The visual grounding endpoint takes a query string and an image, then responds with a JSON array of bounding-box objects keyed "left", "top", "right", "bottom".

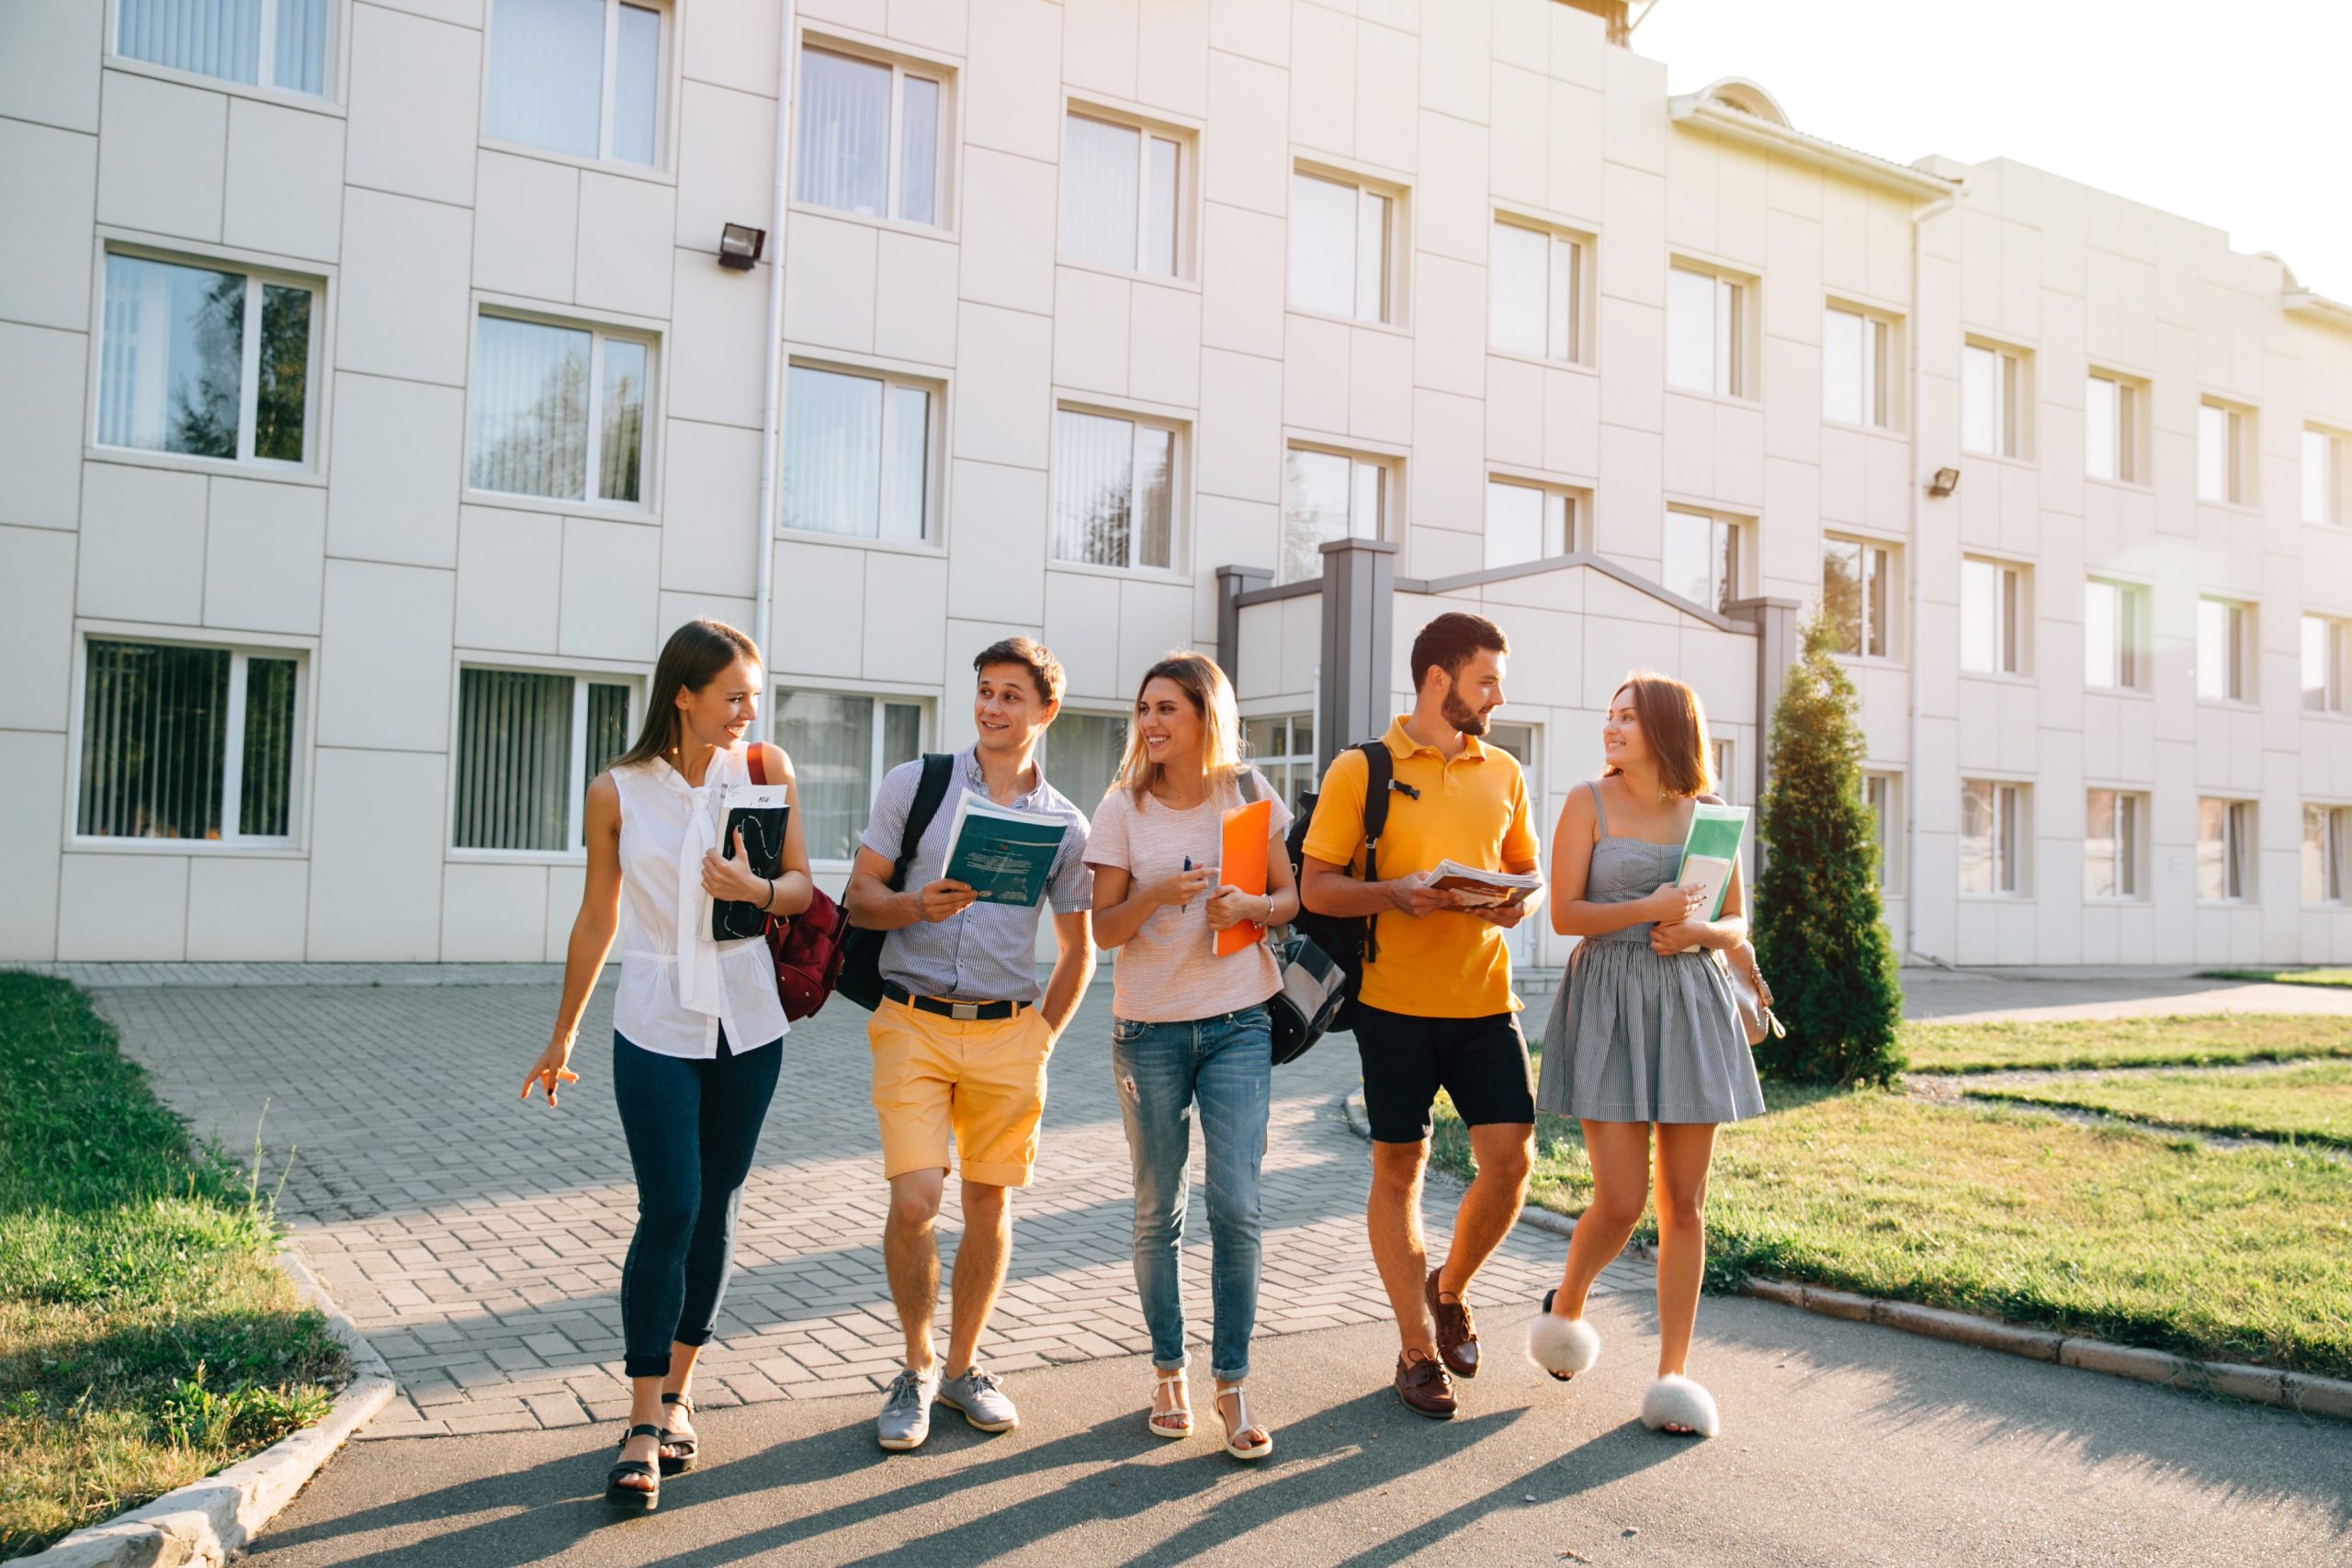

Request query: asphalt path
[{"left": 247, "top": 1288, "right": 2351, "bottom": 1567}]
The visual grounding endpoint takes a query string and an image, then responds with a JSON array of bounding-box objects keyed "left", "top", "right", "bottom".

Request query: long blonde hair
[{"left": 1114, "top": 651, "right": 1245, "bottom": 806}]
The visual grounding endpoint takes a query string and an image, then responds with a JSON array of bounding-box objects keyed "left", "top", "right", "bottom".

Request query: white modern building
[{"left": 4, "top": 0, "right": 2350, "bottom": 969}]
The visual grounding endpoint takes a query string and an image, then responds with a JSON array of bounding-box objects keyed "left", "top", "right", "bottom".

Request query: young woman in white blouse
[{"left": 521, "top": 619, "right": 811, "bottom": 1511}]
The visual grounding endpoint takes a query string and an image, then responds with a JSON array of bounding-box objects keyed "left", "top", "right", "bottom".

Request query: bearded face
[{"left": 1442, "top": 673, "right": 1496, "bottom": 738}]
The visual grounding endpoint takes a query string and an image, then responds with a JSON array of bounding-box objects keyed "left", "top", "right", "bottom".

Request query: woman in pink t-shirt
[{"left": 1087, "top": 651, "right": 1299, "bottom": 1461}]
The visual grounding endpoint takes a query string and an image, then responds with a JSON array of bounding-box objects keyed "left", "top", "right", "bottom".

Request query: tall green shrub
[{"left": 1750, "top": 612, "right": 1905, "bottom": 1082}]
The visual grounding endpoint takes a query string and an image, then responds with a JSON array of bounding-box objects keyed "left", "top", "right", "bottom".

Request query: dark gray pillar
[
  {"left": 1317, "top": 537, "right": 1397, "bottom": 770},
  {"left": 1215, "top": 563, "right": 1271, "bottom": 682}
]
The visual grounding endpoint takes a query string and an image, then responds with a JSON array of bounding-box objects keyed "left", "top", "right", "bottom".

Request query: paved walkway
[
  {"left": 92, "top": 977, "right": 1630, "bottom": 1438},
  {"left": 1900, "top": 964, "right": 2352, "bottom": 1023}
]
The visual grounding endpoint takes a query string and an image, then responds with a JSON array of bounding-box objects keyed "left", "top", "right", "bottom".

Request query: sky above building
[{"left": 1636, "top": 0, "right": 2352, "bottom": 299}]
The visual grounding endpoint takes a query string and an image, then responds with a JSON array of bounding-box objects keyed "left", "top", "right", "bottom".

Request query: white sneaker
[
  {"left": 876, "top": 1365, "right": 939, "bottom": 1450},
  {"left": 936, "top": 1364, "right": 1019, "bottom": 1433}
]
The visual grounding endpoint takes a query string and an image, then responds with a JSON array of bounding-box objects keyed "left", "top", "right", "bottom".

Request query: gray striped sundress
[{"left": 1533, "top": 781, "right": 1766, "bottom": 1124}]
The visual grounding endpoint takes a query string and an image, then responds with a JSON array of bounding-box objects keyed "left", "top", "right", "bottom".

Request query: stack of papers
[
  {"left": 941, "top": 793, "right": 1069, "bottom": 907},
  {"left": 1425, "top": 861, "right": 1545, "bottom": 909}
]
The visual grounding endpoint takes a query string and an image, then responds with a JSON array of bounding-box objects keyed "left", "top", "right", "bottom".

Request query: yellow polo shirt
[{"left": 1301, "top": 716, "right": 1540, "bottom": 1019}]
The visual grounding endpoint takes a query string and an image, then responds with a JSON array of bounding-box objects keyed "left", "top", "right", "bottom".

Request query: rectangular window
[
  {"left": 1490, "top": 220, "right": 1583, "bottom": 363},
  {"left": 1863, "top": 771, "right": 1900, "bottom": 893},
  {"left": 783, "top": 365, "right": 933, "bottom": 543},
  {"left": 1280, "top": 446, "right": 1386, "bottom": 585},
  {"left": 2305, "top": 615, "right": 2351, "bottom": 715},
  {"left": 2198, "top": 400, "right": 2248, "bottom": 504},
  {"left": 468, "top": 314, "right": 650, "bottom": 505},
  {"left": 1822, "top": 306, "right": 1891, "bottom": 428},
  {"left": 2197, "top": 797, "right": 2256, "bottom": 902},
  {"left": 1290, "top": 171, "right": 1392, "bottom": 323},
  {"left": 2306, "top": 427, "right": 2345, "bottom": 525},
  {"left": 796, "top": 45, "right": 942, "bottom": 224},
  {"left": 453, "top": 668, "right": 634, "bottom": 852},
  {"left": 2197, "top": 596, "right": 2255, "bottom": 703},
  {"left": 97, "top": 253, "right": 316, "bottom": 467},
  {"left": 115, "top": 0, "right": 331, "bottom": 96},
  {"left": 1962, "top": 342, "right": 2022, "bottom": 457},
  {"left": 1052, "top": 409, "right": 1177, "bottom": 571},
  {"left": 1038, "top": 711, "right": 1127, "bottom": 818},
  {"left": 1960, "top": 558, "right": 2025, "bottom": 674},
  {"left": 2306, "top": 804, "right": 2352, "bottom": 904},
  {"left": 1484, "top": 479, "right": 1576, "bottom": 570},
  {"left": 77, "top": 638, "right": 301, "bottom": 843},
  {"left": 1243, "top": 713, "right": 1316, "bottom": 816},
  {"left": 486, "top": 0, "right": 665, "bottom": 165},
  {"left": 2084, "top": 788, "right": 2143, "bottom": 900},
  {"left": 1062, "top": 113, "right": 1182, "bottom": 276},
  {"left": 1822, "top": 536, "right": 1893, "bottom": 659},
  {"left": 775, "top": 689, "right": 923, "bottom": 863},
  {"left": 2086, "top": 372, "right": 2140, "bottom": 482},
  {"left": 1662, "top": 507, "right": 1736, "bottom": 615},
  {"left": 1959, "top": 778, "right": 2023, "bottom": 895},
  {"left": 1667, "top": 265, "right": 1743, "bottom": 396},
  {"left": 1711, "top": 739, "right": 1736, "bottom": 803},
  {"left": 2084, "top": 580, "right": 2146, "bottom": 692}
]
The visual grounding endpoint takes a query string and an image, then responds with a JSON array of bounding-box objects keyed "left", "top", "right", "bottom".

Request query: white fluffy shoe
[
  {"left": 1525, "top": 1290, "right": 1601, "bottom": 1382},
  {"left": 1639, "top": 1374, "right": 1720, "bottom": 1438}
]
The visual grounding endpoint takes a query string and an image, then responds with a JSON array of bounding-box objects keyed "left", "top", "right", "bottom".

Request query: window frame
[
  {"left": 774, "top": 684, "right": 931, "bottom": 871},
  {"left": 2197, "top": 398, "right": 2255, "bottom": 507},
  {"left": 91, "top": 244, "right": 327, "bottom": 477},
  {"left": 2084, "top": 369, "right": 2145, "bottom": 485},
  {"left": 1242, "top": 712, "right": 1318, "bottom": 815},
  {"left": 1661, "top": 505, "right": 1741, "bottom": 616},
  {"left": 1959, "top": 556, "right": 2030, "bottom": 677},
  {"left": 107, "top": 0, "right": 342, "bottom": 103},
  {"left": 2196, "top": 595, "right": 2257, "bottom": 705},
  {"left": 1482, "top": 476, "right": 1582, "bottom": 570},
  {"left": 792, "top": 39, "right": 952, "bottom": 230},
  {"left": 463, "top": 306, "right": 660, "bottom": 516},
  {"left": 2083, "top": 578, "right": 2149, "bottom": 694},
  {"left": 1279, "top": 443, "right": 1396, "bottom": 586},
  {"left": 2306, "top": 803, "right": 2352, "bottom": 906},
  {"left": 1287, "top": 165, "right": 1402, "bottom": 327},
  {"left": 1862, "top": 770, "right": 1904, "bottom": 895},
  {"left": 1666, "top": 261, "right": 1750, "bottom": 400},
  {"left": 1058, "top": 105, "right": 1193, "bottom": 281},
  {"left": 1488, "top": 215, "right": 1589, "bottom": 367},
  {"left": 1958, "top": 776, "right": 2028, "bottom": 897},
  {"left": 2082, "top": 786, "right": 2146, "bottom": 902},
  {"left": 2196, "top": 795, "right": 2257, "bottom": 904},
  {"left": 779, "top": 358, "right": 943, "bottom": 549},
  {"left": 1822, "top": 302, "right": 1896, "bottom": 431},
  {"left": 1961, "top": 339, "right": 2027, "bottom": 459},
  {"left": 66, "top": 627, "right": 313, "bottom": 853},
  {"left": 1822, "top": 533, "right": 1897, "bottom": 662},
  {"left": 2304, "top": 426, "right": 2346, "bottom": 526},
  {"left": 481, "top": 0, "right": 674, "bottom": 171},
  {"left": 1047, "top": 401, "right": 1188, "bottom": 576},
  {"left": 447, "top": 663, "right": 644, "bottom": 861},
  {"left": 2303, "top": 613, "right": 2352, "bottom": 716}
]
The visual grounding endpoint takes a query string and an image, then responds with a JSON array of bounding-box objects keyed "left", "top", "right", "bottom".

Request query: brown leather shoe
[
  {"left": 1426, "top": 1269, "right": 1479, "bottom": 1379},
  {"left": 1394, "top": 1350, "right": 1458, "bottom": 1419}
]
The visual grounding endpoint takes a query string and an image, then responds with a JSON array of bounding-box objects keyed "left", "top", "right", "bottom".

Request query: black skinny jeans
[{"left": 612, "top": 1027, "right": 782, "bottom": 1378}]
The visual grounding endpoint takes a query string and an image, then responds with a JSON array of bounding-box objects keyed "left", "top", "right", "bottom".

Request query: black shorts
[{"left": 1353, "top": 1004, "right": 1535, "bottom": 1145}]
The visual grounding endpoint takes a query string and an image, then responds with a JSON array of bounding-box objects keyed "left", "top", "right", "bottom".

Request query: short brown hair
[
  {"left": 1408, "top": 612, "right": 1510, "bottom": 693},
  {"left": 973, "top": 636, "right": 1065, "bottom": 706},
  {"left": 1603, "top": 670, "right": 1713, "bottom": 798}
]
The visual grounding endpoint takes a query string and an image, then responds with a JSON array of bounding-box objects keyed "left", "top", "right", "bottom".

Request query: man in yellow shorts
[{"left": 845, "top": 637, "right": 1096, "bottom": 1450}]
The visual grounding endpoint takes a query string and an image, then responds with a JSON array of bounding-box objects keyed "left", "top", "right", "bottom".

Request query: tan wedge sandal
[
  {"left": 1213, "top": 1382, "right": 1272, "bottom": 1461},
  {"left": 1148, "top": 1368, "right": 1193, "bottom": 1439}
]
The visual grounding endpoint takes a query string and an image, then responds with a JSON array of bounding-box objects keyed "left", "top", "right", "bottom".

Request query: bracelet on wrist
[{"left": 761, "top": 876, "right": 776, "bottom": 912}]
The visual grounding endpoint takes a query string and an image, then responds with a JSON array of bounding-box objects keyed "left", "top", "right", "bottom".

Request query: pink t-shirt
[{"left": 1085, "top": 771, "right": 1294, "bottom": 1024}]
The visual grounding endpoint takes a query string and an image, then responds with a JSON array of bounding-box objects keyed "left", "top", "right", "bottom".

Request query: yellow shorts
[{"left": 867, "top": 998, "right": 1054, "bottom": 1189}]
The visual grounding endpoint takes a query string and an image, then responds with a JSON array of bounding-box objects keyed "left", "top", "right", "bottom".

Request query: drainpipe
[
  {"left": 1905, "top": 188, "right": 1962, "bottom": 967},
  {"left": 749, "top": 0, "right": 798, "bottom": 743}
]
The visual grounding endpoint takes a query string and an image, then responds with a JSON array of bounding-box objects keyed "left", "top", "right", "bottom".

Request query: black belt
[{"left": 884, "top": 982, "right": 1028, "bottom": 1021}]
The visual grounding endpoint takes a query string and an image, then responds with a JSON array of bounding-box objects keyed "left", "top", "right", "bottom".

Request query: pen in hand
[{"left": 1182, "top": 855, "right": 1192, "bottom": 911}]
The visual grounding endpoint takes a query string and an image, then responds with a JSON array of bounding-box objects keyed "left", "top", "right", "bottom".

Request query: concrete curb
[
  {"left": 1337, "top": 1089, "right": 2351, "bottom": 1424},
  {"left": 22, "top": 1246, "right": 397, "bottom": 1568}
]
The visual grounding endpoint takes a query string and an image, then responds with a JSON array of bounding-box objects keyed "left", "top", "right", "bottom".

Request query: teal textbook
[
  {"left": 940, "top": 792, "right": 1069, "bottom": 907},
  {"left": 1676, "top": 803, "right": 1749, "bottom": 920}
]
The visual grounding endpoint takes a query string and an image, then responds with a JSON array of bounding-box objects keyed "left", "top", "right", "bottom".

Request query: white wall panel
[
  {"left": 77, "top": 463, "right": 207, "bottom": 625},
  {"left": 0, "top": 324, "right": 87, "bottom": 531},
  {"left": 315, "top": 559, "right": 457, "bottom": 751},
  {"left": 306, "top": 747, "right": 445, "bottom": 959},
  {"left": 204, "top": 478, "right": 328, "bottom": 635},
  {"left": 222, "top": 99, "right": 346, "bottom": 263},
  {"left": 95, "top": 73, "right": 224, "bottom": 242},
  {"left": 57, "top": 853, "right": 187, "bottom": 961},
  {"left": 0, "top": 119, "right": 99, "bottom": 331}
]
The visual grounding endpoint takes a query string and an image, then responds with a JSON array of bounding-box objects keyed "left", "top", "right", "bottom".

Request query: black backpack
[
  {"left": 1283, "top": 739, "right": 1399, "bottom": 1039},
  {"left": 836, "top": 753, "right": 956, "bottom": 1011}
]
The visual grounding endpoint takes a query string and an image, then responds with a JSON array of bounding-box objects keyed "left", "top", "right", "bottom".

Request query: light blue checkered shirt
[{"left": 859, "top": 748, "right": 1094, "bottom": 1003}]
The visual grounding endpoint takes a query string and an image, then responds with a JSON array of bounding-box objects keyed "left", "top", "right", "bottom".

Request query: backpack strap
[
  {"left": 890, "top": 754, "right": 955, "bottom": 893},
  {"left": 1355, "top": 740, "right": 1396, "bottom": 964},
  {"left": 1236, "top": 767, "right": 1261, "bottom": 805}
]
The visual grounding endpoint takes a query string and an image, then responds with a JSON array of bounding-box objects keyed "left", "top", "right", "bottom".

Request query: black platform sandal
[
  {"left": 659, "top": 1392, "right": 698, "bottom": 1475},
  {"left": 605, "top": 1423, "right": 663, "bottom": 1511}
]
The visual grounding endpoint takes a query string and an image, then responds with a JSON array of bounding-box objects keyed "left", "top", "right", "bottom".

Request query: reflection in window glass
[
  {"left": 1662, "top": 508, "right": 1733, "bottom": 614},
  {"left": 487, "top": 0, "right": 606, "bottom": 158},
  {"left": 797, "top": 49, "right": 892, "bottom": 215},
  {"left": 98, "top": 255, "right": 244, "bottom": 459},
  {"left": 612, "top": 3, "right": 662, "bottom": 165},
  {"left": 1042, "top": 712, "right": 1126, "bottom": 817}
]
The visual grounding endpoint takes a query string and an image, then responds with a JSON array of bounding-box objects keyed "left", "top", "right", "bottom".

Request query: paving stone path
[{"left": 90, "top": 972, "right": 1630, "bottom": 1438}]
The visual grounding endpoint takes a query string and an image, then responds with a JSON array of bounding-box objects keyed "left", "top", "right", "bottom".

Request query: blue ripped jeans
[{"left": 1111, "top": 1006, "right": 1272, "bottom": 1383}]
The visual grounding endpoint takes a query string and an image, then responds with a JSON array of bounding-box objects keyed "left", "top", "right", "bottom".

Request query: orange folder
[{"left": 1214, "top": 797, "right": 1273, "bottom": 957}]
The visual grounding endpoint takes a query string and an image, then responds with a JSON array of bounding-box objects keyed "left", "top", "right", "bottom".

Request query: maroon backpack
[{"left": 747, "top": 748, "right": 850, "bottom": 1020}]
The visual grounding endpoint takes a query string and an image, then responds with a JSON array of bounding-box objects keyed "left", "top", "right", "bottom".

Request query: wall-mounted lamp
[
  {"left": 718, "top": 223, "right": 766, "bottom": 270},
  {"left": 1928, "top": 466, "right": 1961, "bottom": 498}
]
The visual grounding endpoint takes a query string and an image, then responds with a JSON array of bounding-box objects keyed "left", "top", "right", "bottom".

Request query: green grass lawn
[
  {"left": 2196, "top": 967, "right": 2352, "bottom": 988},
  {"left": 1969, "top": 1060, "right": 2352, "bottom": 1148},
  {"left": 1900, "top": 1013, "right": 2352, "bottom": 1075},
  {"left": 0, "top": 976, "right": 345, "bottom": 1559},
  {"left": 1431, "top": 1084, "right": 2352, "bottom": 1381}
]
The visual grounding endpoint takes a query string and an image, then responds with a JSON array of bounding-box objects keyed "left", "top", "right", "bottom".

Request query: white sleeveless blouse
[{"left": 610, "top": 748, "right": 789, "bottom": 1060}]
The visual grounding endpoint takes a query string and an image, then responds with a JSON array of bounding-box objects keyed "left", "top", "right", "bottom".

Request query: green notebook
[{"left": 1677, "top": 803, "right": 1749, "bottom": 921}]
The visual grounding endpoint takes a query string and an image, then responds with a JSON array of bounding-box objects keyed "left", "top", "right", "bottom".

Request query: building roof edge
[{"left": 1668, "top": 95, "right": 1960, "bottom": 200}]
